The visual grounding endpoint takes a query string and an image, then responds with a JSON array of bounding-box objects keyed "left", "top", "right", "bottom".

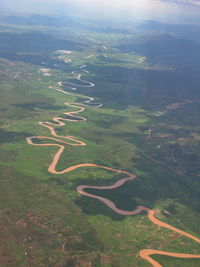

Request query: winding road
[{"left": 26, "top": 59, "right": 200, "bottom": 266}]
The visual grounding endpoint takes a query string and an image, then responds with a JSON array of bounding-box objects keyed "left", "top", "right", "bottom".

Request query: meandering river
[{"left": 26, "top": 58, "right": 200, "bottom": 266}]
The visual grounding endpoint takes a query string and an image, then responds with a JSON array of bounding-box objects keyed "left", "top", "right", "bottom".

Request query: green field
[{"left": 0, "top": 14, "right": 200, "bottom": 267}]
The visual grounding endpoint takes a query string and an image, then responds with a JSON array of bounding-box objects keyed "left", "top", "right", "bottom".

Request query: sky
[{"left": 1, "top": 0, "right": 200, "bottom": 23}]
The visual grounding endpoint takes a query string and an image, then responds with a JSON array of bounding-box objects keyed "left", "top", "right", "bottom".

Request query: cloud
[
  {"left": 1, "top": 0, "right": 200, "bottom": 11},
  {"left": 23, "top": 0, "right": 200, "bottom": 6},
  {"left": 160, "top": 0, "right": 200, "bottom": 6},
  {"left": 1, "top": 0, "right": 200, "bottom": 23}
]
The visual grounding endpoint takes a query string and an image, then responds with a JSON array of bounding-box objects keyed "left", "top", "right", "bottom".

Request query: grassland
[{"left": 0, "top": 16, "right": 200, "bottom": 266}]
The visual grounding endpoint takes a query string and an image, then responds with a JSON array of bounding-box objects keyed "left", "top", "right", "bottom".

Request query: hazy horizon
[{"left": 1, "top": 0, "right": 200, "bottom": 24}]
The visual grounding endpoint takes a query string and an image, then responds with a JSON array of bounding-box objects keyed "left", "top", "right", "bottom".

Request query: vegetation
[{"left": 0, "top": 13, "right": 200, "bottom": 266}]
